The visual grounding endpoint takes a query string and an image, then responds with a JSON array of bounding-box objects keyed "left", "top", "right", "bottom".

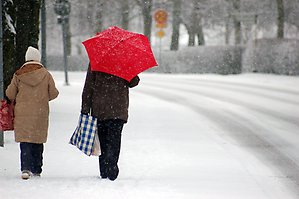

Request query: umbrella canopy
[{"left": 82, "top": 26, "right": 158, "bottom": 81}]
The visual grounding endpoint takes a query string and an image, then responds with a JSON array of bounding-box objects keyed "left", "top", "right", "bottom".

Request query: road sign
[
  {"left": 156, "top": 30, "right": 165, "bottom": 38},
  {"left": 54, "top": 0, "right": 71, "bottom": 16},
  {"left": 156, "top": 23, "right": 167, "bottom": 29},
  {"left": 154, "top": 9, "right": 168, "bottom": 25}
]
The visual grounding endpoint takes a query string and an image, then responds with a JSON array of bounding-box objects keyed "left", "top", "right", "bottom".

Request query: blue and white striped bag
[{"left": 69, "top": 113, "right": 98, "bottom": 156}]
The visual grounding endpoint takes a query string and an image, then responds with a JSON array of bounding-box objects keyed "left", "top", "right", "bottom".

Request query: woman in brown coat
[
  {"left": 6, "top": 46, "right": 59, "bottom": 180},
  {"left": 81, "top": 64, "right": 139, "bottom": 181}
]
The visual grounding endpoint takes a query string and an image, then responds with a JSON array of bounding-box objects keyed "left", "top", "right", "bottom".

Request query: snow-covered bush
[
  {"left": 242, "top": 39, "right": 299, "bottom": 75},
  {"left": 48, "top": 45, "right": 243, "bottom": 75},
  {"left": 152, "top": 46, "right": 243, "bottom": 75}
]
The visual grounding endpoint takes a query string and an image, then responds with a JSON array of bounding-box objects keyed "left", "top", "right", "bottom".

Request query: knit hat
[{"left": 25, "top": 46, "right": 41, "bottom": 62}]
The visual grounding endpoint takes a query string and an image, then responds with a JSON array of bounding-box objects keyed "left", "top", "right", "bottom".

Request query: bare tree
[
  {"left": 94, "top": 0, "right": 106, "bottom": 33},
  {"left": 185, "top": 0, "right": 197, "bottom": 46},
  {"left": 231, "top": 0, "right": 241, "bottom": 45},
  {"left": 284, "top": 0, "right": 299, "bottom": 30},
  {"left": 135, "top": 0, "right": 153, "bottom": 42},
  {"left": 170, "top": 0, "right": 181, "bottom": 50},
  {"left": 120, "top": 0, "right": 130, "bottom": 30},
  {"left": 3, "top": 0, "right": 16, "bottom": 90},
  {"left": 276, "top": 0, "right": 284, "bottom": 38},
  {"left": 189, "top": 0, "right": 204, "bottom": 46},
  {"left": 181, "top": 0, "right": 229, "bottom": 46},
  {"left": 15, "top": 0, "right": 41, "bottom": 66}
]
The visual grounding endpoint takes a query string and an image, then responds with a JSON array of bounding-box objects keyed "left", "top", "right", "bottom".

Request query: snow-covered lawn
[{"left": 1, "top": 72, "right": 299, "bottom": 199}]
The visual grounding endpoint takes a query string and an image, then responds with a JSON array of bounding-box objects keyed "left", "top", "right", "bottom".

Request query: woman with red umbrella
[
  {"left": 81, "top": 26, "right": 157, "bottom": 180},
  {"left": 81, "top": 64, "right": 140, "bottom": 181}
]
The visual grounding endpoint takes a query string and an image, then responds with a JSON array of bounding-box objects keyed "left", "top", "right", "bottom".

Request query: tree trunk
[
  {"left": 170, "top": 0, "right": 181, "bottom": 51},
  {"left": 3, "top": 0, "right": 16, "bottom": 90},
  {"left": 188, "top": 0, "right": 197, "bottom": 46},
  {"left": 87, "top": 1, "right": 94, "bottom": 33},
  {"left": 232, "top": 0, "right": 241, "bottom": 45},
  {"left": 95, "top": 1, "right": 105, "bottom": 33},
  {"left": 15, "top": 0, "right": 41, "bottom": 67},
  {"left": 185, "top": 24, "right": 195, "bottom": 46},
  {"left": 225, "top": 17, "right": 230, "bottom": 45},
  {"left": 121, "top": 0, "right": 129, "bottom": 30},
  {"left": 276, "top": 0, "right": 284, "bottom": 38},
  {"left": 141, "top": 0, "right": 153, "bottom": 43},
  {"left": 194, "top": 0, "right": 205, "bottom": 46},
  {"left": 188, "top": 31, "right": 195, "bottom": 46},
  {"left": 197, "top": 24, "right": 205, "bottom": 46}
]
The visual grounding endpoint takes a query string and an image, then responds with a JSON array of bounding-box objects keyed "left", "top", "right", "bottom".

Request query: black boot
[{"left": 108, "top": 165, "right": 119, "bottom": 181}]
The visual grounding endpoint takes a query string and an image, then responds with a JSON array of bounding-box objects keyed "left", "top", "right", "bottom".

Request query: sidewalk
[{"left": 0, "top": 72, "right": 297, "bottom": 199}]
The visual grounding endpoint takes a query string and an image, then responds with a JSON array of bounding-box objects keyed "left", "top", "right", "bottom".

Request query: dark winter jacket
[{"left": 81, "top": 65, "right": 140, "bottom": 122}]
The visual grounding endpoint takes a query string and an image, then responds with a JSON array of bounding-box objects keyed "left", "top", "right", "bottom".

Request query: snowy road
[
  {"left": 138, "top": 74, "right": 299, "bottom": 196},
  {"left": 140, "top": 74, "right": 299, "bottom": 177},
  {"left": 1, "top": 72, "right": 299, "bottom": 199}
]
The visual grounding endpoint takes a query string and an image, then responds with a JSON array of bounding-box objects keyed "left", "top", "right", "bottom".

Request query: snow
[
  {"left": 1, "top": 71, "right": 299, "bottom": 199},
  {"left": 4, "top": 12, "right": 16, "bottom": 35}
]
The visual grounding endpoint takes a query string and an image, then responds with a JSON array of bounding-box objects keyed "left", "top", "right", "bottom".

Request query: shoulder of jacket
[{"left": 15, "top": 62, "right": 45, "bottom": 76}]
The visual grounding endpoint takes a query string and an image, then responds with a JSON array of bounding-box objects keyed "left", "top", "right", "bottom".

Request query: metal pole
[
  {"left": 159, "top": 37, "right": 162, "bottom": 66},
  {"left": 62, "top": 16, "right": 69, "bottom": 85},
  {"left": 41, "top": 0, "right": 47, "bottom": 66},
  {"left": 54, "top": 0, "right": 70, "bottom": 86},
  {"left": 0, "top": 0, "right": 4, "bottom": 147}
]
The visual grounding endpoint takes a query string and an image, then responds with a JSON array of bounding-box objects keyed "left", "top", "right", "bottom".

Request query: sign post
[
  {"left": 154, "top": 9, "right": 168, "bottom": 65},
  {"left": 54, "top": 0, "right": 71, "bottom": 86}
]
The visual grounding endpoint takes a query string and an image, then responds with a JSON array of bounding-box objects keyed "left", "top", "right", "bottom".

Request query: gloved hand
[
  {"left": 81, "top": 110, "right": 89, "bottom": 115},
  {"left": 4, "top": 96, "right": 11, "bottom": 104},
  {"left": 128, "top": 76, "right": 140, "bottom": 88}
]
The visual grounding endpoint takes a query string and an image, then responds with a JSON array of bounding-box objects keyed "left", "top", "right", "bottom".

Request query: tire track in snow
[
  {"left": 140, "top": 82, "right": 299, "bottom": 128},
  {"left": 136, "top": 86, "right": 299, "bottom": 196},
  {"left": 144, "top": 76, "right": 299, "bottom": 96},
  {"left": 180, "top": 78, "right": 299, "bottom": 96},
  {"left": 176, "top": 79, "right": 299, "bottom": 106}
]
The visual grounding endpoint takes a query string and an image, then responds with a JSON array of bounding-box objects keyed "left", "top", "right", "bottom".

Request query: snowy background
[
  {"left": 43, "top": 1, "right": 299, "bottom": 75},
  {"left": 1, "top": 1, "right": 299, "bottom": 198},
  {"left": 1, "top": 71, "right": 299, "bottom": 199}
]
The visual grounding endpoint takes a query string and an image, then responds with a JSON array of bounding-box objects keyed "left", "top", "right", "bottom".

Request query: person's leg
[
  {"left": 30, "top": 143, "right": 44, "bottom": 175},
  {"left": 105, "top": 119, "right": 124, "bottom": 181},
  {"left": 98, "top": 121, "right": 109, "bottom": 178},
  {"left": 98, "top": 119, "right": 124, "bottom": 180},
  {"left": 20, "top": 142, "right": 33, "bottom": 179},
  {"left": 20, "top": 142, "right": 31, "bottom": 172}
]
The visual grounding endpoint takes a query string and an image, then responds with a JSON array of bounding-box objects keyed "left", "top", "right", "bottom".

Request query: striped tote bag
[{"left": 69, "top": 113, "right": 98, "bottom": 156}]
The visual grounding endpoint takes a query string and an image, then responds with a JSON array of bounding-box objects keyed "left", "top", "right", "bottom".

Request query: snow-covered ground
[{"left": 1, "top": 71, "right": 299, "bottom": 199}]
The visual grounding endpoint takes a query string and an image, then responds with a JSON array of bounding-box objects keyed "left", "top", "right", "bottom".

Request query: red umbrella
[{"left": 82, "top": 26, "right": 158, "bottom": 81}]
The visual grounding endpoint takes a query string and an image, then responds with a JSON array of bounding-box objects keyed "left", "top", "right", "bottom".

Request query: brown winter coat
[
  {"left": 5, "top": 61, "right": 59, "bottom": 143},
  {"left": 81, "top": 65, "right": 139, "bottom": 122}
]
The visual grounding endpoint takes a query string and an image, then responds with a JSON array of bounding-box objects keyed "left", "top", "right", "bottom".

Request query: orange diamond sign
[{"left": 156, "top": 30, "right": 165, "bottom": 38}]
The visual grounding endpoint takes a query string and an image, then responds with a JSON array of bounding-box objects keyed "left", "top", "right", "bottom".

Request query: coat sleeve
[
  {"left": 81, "top": 65, "right": 95, "bottom": 114},
  {"left": 48, "top": 73, "right": 59, "bottom": 101},
  {"left": 5, "top": 75, "right": 19, "bottom": 100}
]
